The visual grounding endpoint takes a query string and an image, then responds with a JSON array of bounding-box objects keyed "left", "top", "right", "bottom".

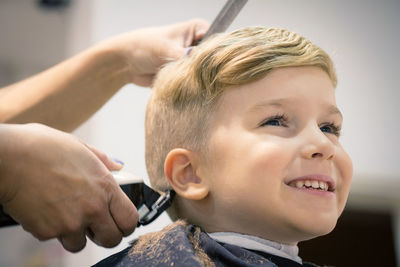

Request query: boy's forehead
[{"left": 214, "top": 66, "right": 338, "bottom": 117}]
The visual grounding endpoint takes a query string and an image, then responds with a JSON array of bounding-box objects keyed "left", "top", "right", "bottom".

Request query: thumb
[
  {"left": 165, "top": 19, "right": 210, "bottom": 60},
  {"left": 178, "top": 19, "right": 210, "bottom": 47},
  {"left": 84, "top": 143, "right": 123, "bottom": 171},
  {"left": 189, "top": 19, "right": 209, "bottom": 44}
]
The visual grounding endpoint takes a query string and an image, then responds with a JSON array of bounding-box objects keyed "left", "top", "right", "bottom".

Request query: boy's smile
[{"left": 195, "top": 66, "right": 353, "bottom": 244}]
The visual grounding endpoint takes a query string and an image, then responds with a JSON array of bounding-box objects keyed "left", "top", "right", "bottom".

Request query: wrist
[
  {"left": 93, "top": 35, "right": 138, "bottom": 86},
  {"left": 88, "top": 40, "right": 133, "bottom": 87}
]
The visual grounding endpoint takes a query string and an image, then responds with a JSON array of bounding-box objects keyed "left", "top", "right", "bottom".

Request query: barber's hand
[
  {"left": 103, "top": 19, "right": 209, "bottom": 86},
  {"left": 0, "top": 123, "right": 138, "bottom": 252}
]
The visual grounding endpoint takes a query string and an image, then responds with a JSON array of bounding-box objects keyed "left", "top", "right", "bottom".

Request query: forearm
[
  {"left": 0, "top": 19, "right": 209, "bottom": 132},
  {"left": 0, "top": 44, "right": 131, "bottom": 132}
]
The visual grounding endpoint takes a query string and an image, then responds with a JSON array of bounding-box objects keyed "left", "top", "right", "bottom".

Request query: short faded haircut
[{"left": 145, "top": 27, "right": 337, "bottom": 192}]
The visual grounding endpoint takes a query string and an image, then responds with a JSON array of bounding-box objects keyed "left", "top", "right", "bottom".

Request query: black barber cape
[{"left": 94, "top": 223, "right": 319, "bottom": 267}]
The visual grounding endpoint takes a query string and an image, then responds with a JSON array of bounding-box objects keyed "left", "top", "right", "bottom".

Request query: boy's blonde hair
[{"left": 145, "top": 26, "right": 336, "bottom": 192}]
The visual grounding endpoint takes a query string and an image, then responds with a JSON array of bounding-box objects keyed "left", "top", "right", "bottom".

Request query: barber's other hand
[
  {"left": 102, "top": 19, "right": 209, "bottom": 86},
  {"left": 0, "top": 123, "right": 138, "bottom": 252}
]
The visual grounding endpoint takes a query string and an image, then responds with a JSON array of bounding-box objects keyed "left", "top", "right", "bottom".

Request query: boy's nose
[{"left": 300, "top": 125, "right": 335, "bottom": 160}]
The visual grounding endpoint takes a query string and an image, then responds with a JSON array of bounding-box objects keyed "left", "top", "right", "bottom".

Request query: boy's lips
[{"left": 285, "top": 174, "right": 336, "bottom": 192}]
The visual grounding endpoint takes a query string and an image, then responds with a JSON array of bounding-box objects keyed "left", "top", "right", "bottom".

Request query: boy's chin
[{"left": 291, "top": 216, "right": 338, "bottom": 242}]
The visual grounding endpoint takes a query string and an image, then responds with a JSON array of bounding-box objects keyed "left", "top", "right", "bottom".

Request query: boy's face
[{"left": 197, "top": 66, "right": 353, "bottom": 244}]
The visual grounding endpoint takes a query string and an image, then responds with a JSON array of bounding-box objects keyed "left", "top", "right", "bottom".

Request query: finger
[
  {"left": 166, "top": 19, "right": 210, "bottom": 60},
  {"left": 58, "top": 232, "right": 87, "bottom": 253},
  {"left": 173, "top": 19, "right": 209, "bottom": 46},
  {"left": 189, "top": 18, "right": 210, "bottom": 44},
  {"left": 87, "top": 209, "right": 124, "bottom": 248},
  {"left": 84, "top": 143, "right": 123, "bottom": 171},
  {"left": 109, "top": 187, "right": 138, "bottom": 237}
]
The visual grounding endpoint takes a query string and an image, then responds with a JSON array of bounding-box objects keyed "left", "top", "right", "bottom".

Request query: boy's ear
[{"left": 164, "top": 148, "right": 209, "bottom": 200}]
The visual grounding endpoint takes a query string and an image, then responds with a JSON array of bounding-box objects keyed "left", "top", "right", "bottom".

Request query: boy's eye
[
  {"left": 259, "top": 114, "right": 288, "bottom": 127},
  {"left": 320, "top": 123, "right": 341, "bottom": 137}
]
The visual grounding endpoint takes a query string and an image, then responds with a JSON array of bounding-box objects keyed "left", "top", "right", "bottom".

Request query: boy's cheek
[
  {"left": 249, "top": 142, "right": 293, "bottom": 173},
  {"left": 336, "top": 149, "right": 353, "bottom": 192}
]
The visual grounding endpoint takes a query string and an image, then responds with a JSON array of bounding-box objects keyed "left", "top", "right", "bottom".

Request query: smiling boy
[{"left": 95, "top": 27, "right": 353, "bottom": 267}]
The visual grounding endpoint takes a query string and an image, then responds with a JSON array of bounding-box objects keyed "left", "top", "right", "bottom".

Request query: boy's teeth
[
  {"left": 296, "top": 181, "right": 304, "bottom": 188},
  {"left": 292, "top": 180, "right": 329, "bottom": 191}
]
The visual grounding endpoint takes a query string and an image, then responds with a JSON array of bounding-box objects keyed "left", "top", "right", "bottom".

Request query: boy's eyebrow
[
  {"left": 247, "top": 98, "right": 296, "bottom": 113},
  {"left": 248, "top": 99, "right": 343, "bottom": 119},
  {"left": 328, "top": 105, "right": 343, "bottom": 119}
]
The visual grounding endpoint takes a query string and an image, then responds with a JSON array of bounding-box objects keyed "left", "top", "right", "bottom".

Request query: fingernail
[
  {"left": 185, "top": 46, "right": 193, "bottom": 56},
  {"left": 112, "top": 158, "right": 124, "bottom": 166}
]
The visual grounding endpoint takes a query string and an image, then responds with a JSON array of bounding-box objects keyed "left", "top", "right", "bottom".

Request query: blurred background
[{"left": 0, "top": 0, "right": 399, "bottom": 266}]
